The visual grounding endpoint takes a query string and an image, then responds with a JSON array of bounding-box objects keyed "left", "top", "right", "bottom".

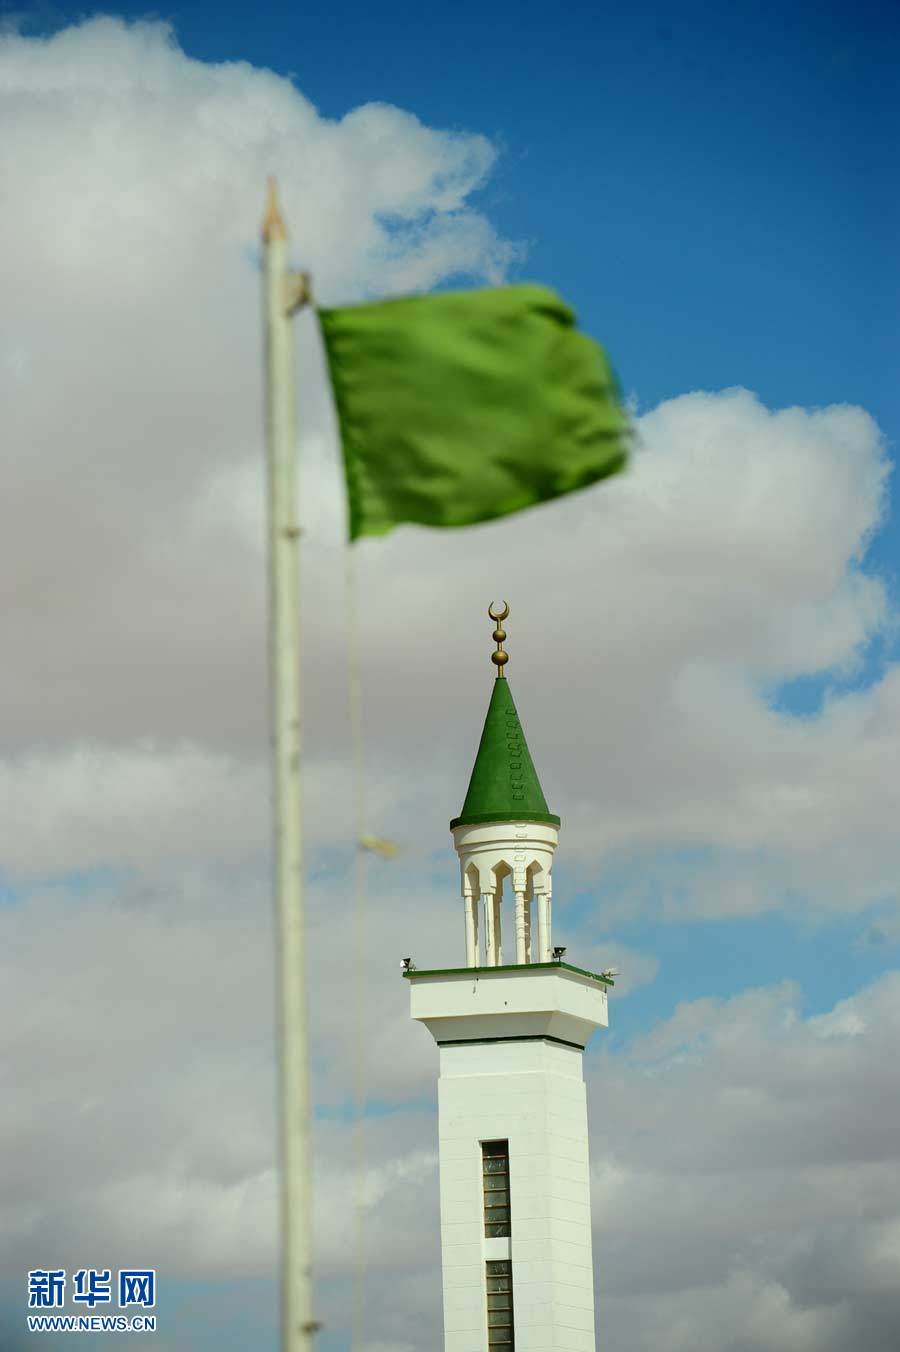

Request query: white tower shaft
[{"left": 409, "top": 965, "right": 609, "bottom": 1351}]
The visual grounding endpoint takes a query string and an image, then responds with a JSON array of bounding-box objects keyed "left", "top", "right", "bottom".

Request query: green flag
[{"left": 317, "top": 284, "right": 630, "bottom": 541}]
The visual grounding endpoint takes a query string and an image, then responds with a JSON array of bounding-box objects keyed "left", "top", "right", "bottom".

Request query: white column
[
  {"left": 537, "top": 892, "right": 550, "bottom": 962},
  {"left": 482, "top": 892, "right": 495, "bottom": 966},
  {"left": 464, "top": 895, "right": 476, "bottom": 968},
  {"left": 515, "top": 891, "right": 526, "bottom": 965},
  {"left": 492, "top": 892, "right": 502, "bottom": 966},
  {"left": 525, "top": 894, "right": 532, "bottom": 962}
]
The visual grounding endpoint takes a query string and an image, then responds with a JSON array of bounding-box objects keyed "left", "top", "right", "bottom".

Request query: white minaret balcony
[{"left": 409, "top": 961, "right": 609, "bottom": 1048}]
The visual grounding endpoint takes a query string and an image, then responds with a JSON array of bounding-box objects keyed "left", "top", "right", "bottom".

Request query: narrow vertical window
[
  {"left": 482, "top": 1140, "right": 510, "bottom": 1237},
  {"left": 486, "top": 1260, "right": 514, "bottom": 1348}
]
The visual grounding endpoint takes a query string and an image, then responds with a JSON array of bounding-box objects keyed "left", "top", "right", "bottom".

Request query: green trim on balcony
[{"left": 403, "top": 960, "right": 614, "bottom": 987}]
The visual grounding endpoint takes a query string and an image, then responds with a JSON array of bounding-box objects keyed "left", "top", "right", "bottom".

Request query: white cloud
[
  {"left": 4, "top": 852, "right": 899, "bottom": 1348},
  {"left": 2, "top": 19, "right": 898, "bottom": 929},
  {"left": 2, "top": 16, "right": 899, "bottom": 1352},
  {"left": 587, "top": 974, "right": 900, "bottom": 1351},
  {"left": 0, "top": 743, "right": 268, "bottom": 877}
]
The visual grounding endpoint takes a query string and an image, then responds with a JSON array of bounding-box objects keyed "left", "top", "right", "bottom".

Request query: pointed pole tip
[{"left": 262, "top": 175, "right": 287, "bottom": 242}]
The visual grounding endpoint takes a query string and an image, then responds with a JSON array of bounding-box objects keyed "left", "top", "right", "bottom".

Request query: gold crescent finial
[{"left": 488, "top": 601, "right": 509, "bottom": 677}]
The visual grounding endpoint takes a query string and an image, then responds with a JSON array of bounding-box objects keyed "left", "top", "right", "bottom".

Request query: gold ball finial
[{"left": 488, "top": 601, "right": 509, "bottom": 677}]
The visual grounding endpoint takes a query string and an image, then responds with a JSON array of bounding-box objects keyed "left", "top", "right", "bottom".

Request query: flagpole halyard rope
[
  {"left": 344, "top": 540, "right": 403, "bottom": 1349},
  {"left": 345, "top": 540, "right": 370, "bottom": 1352}
]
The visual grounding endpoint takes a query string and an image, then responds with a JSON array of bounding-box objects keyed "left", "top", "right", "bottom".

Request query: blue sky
[
  {"left": 3, "top": 4, "right": 899, "bottom": 1350},
  {"left": 40, "top": 0, "right": 896, "bottom": 650},
  {"left": 24, "top": 1, "right": 898, "bottom": 421}
]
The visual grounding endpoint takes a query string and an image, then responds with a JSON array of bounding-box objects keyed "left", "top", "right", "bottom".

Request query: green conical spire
[{"left": 450, "top": 677, "right": 560, "bottom": 829}]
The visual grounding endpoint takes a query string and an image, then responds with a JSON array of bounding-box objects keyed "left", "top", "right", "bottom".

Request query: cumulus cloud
[
  {"left": 0, "top": 743, "right": 268, "bottom": 878},
  {"left": 3, "top": 18, "right": 898, "bottom": 928},
  {"left": 6, "top": 855, "right": 898, "bottom": 1350},
  {"left": 588, "top": 974, "right": 900, "bottom": 1351},
  {"left": 2, "top": 14, "right": 899, "bottom": 1352}
]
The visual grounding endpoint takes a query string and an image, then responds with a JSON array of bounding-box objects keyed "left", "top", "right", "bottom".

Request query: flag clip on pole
[{"left": 262, "top": 177, "right": 319, "bottom": 1351}]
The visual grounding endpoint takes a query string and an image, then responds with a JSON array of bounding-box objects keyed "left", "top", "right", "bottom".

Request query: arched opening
[
  {"left": 464, "top": 864, "right": 480, "bottom": 968},
  {"left": 490, "top": 862, "right": 512, "bottom": 965},
  {"left": 526, "top": 860, "right": 550, "bottom": 962}
]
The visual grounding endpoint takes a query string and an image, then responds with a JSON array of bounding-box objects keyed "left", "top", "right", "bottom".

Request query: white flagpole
[{"left": 261, "top": 177, "right": 317, "bottom": 1352}]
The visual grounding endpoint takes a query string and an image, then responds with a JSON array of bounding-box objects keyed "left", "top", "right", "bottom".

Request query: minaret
[{"left": 405, "top": 604, "right": 611, "bottom": 1352}]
